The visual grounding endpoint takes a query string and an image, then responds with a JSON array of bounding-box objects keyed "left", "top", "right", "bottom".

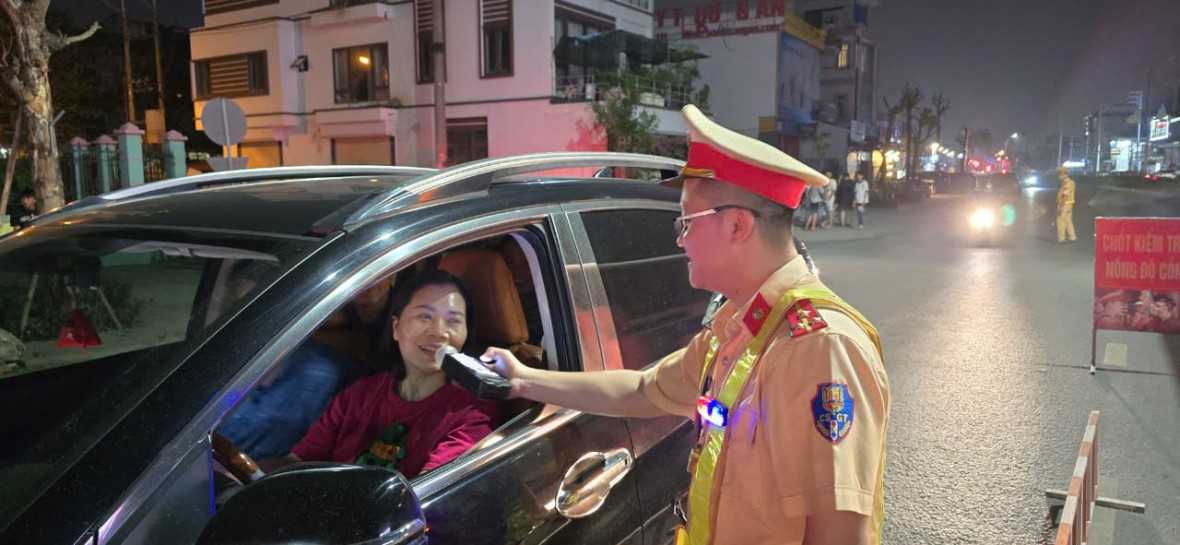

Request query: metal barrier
[
  {"left": 1047, "top": 411, "right": 1144, "bottom": 545},
  {"left": 1053, "top": 411, "right": 1099, "bottom": 545}
]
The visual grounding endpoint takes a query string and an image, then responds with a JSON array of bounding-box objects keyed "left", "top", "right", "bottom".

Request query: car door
[
  {"left": 405, "top": 207, "right": 644, "bottom": 545},
  {"left": 565, "top": 203, "right": 712, "bottom": 545}
]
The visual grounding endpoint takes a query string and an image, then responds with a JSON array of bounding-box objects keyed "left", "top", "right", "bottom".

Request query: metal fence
[
  {"left": 553, "top": 72, "right": 694, "bottom": 109},
  {"left": 143, "top": 145, "right": 170, "bottom": 183},
  {"left": 59, "top": 147, "right": 123, "bottom": 202}
]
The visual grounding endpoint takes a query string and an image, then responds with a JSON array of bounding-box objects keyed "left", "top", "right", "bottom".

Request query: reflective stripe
[{"left": 684, "top": 285, "right": 883, "bottom": 545}]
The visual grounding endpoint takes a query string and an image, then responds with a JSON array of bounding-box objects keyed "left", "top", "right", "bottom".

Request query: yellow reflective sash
[{"left": 682, "top": 285, "right": 883, "bottom": 545}]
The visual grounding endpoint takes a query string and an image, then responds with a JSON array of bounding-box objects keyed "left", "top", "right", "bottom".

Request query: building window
[
  {"left": 837, "top": 42, "right": 849, "bottom": 69},
  {"left": 481, "top": 0, "right": 512, "bottom": 77},
  {"left": 204, "top": 0, "right": 278, "bottom": 16},
  {"left": 332, "top": 137, "right": 396, "bottom": 165},
  {"left": 554, "top": 6, "right": 613, "bottom": 99},
  {"left": 835, "top": 94, "right": 847, "bottom": 120},
  {"left": 579, "top": 209, "right": 712, "bottom": 370},
  {"left": 446, "top": 118, "right": 488, "bottom": 166},
  {"left": 415, "top": 0, "right": 440, "bottom": 83},
  {"left": 194, "top": 51, "right": 268, "bottom": 99},
  {"left": 333, "top": 43, "right": 389, "bottom": 104},
  {"left": 236, "top": 141, "right": 283, "bottom": 168}
]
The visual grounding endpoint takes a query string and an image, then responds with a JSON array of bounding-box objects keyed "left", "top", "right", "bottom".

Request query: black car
[{"left": 0, "top": 152, "right": 710, "bottom": 545}]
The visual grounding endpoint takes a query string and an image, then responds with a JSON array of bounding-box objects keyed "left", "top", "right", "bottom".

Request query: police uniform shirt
[
  {"left": 1058, "top": 177, "right": 1075, "bottom": 206},
  {"left": 640, "top": 255, "right": 890, "bottom": 544}
]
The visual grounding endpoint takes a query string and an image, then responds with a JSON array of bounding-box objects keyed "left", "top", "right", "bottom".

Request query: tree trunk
[
  {"left": 2, "top": 5, "right": 100, "bottom": 212},
  {"left": 27, "top": 71, "right": 64, "bottom": 211}
]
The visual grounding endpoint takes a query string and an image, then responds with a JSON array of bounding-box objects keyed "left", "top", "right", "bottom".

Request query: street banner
[{"left": 1093, "top": 218, "right": 1180, "bottom": 335}]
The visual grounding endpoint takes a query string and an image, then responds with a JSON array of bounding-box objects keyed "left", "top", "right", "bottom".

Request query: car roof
[
  {"left": 29, "top": 175, "right": 421, "bottom": 237},
  {"left": 23, "top": 152, "right": 685, "bottom": 238},
  {"left": 23, "top": 153, "right": 689, "bottom": 238}
]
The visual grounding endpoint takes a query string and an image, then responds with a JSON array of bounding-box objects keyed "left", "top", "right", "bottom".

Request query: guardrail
[{"left": 1046, "top": 411, "right": 1144, "bottom": 545}]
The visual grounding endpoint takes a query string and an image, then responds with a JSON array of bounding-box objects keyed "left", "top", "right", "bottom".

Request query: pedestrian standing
[
  {"left": 823, "top": 171, "right": 837, "bottom": 228},
  {"left": 854, "top": 172, "right": 870, "bottom": 229},
  {"left": 804, "top": 181, "right": 822, "bottom": 231},
  {"left": 836, "top": 173, "right": 855, "bottom": 227},
  {"left": 483, "top": 104, "right": 890, "bottom": 545}
]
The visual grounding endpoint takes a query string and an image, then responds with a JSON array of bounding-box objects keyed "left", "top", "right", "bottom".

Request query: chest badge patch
[{"left": 811, "top": 383, "right": 854, "bottom": 443}]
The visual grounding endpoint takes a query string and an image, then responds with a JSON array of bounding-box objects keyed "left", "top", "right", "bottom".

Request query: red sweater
[{"left": 292, "top": 372, "right": 499, "bottom": 479}]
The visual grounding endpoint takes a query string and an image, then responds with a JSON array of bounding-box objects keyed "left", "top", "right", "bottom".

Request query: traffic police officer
[
  {"left": 483, "top": 104, "right": 889, "bottom": 545},
  {"left": 1056, "top": 167, "right": 1077, "bottom": 243}
]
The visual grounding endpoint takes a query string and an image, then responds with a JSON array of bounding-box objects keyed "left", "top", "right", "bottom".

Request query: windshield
[{"left": 0, "top": 226, "right": 318, "bottom": 523}]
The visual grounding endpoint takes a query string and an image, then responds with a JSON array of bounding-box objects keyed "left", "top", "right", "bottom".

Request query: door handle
[{"left": 555, "top": 448, "right": 634, "bottom": 519}]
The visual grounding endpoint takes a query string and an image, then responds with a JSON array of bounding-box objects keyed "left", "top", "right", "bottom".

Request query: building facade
[
  {"left": 191, "top": 0, "right": 670, "bottom": 168},
  {"left": 652, "top": 0, "right": 879, "bottom": 174}
]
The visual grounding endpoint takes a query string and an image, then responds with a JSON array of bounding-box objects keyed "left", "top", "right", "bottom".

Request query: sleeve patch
[{"left": 811, "top": 383, "right": 854, "bottom": 443}]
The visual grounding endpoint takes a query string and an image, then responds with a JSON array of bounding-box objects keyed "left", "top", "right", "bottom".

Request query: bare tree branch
[
  {"left": 0, "top": 0, "right": 20, "bottom": 25},
  {"left": 46, "top": 21, "right": 100, "bottom": 53},
  {"left": 31, "top": 0, "right": 50, "bottom": 22}
]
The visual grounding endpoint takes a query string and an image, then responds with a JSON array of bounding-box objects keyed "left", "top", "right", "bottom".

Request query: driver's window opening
[{"left": 213, "top": 231, "right": 551, "bottom": 496}]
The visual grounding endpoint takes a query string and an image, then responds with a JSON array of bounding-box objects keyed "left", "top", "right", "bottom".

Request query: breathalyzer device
[{"left": 435, "top": 345, "right": 513, "bottom": 400}]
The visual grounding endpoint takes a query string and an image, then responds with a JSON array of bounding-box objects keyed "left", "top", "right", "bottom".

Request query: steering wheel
[{"left": 211, "top": 432, "right": 265, "bottom": 484}]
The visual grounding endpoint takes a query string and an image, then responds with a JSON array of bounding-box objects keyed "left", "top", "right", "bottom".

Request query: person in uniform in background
[
  {"left": 1055, "top": 167, "right": 1076, "bottom": 243},
  {"left": 1093, "top": 290, "right": 1127, "bottom": 330},
  {"left": 483, "top": 104, "right": 889, "bottom": 545}
]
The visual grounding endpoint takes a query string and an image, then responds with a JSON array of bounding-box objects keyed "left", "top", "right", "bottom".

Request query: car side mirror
[{"left": 197, "top": 463, "right": 427, "bottom": 545}]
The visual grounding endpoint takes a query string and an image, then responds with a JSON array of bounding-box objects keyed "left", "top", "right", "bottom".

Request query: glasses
[{"left": 673, "top": 205, "right": 760, "bottom": 239}]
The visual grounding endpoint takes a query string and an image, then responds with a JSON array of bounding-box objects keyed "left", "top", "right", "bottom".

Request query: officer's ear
[{"left": 728, "top": 208, "right": 759, "bottom": 245}]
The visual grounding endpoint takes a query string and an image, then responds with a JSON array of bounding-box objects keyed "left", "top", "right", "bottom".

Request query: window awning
[{"left": 553, "top": 30, "right": 708, "bottom": 69}]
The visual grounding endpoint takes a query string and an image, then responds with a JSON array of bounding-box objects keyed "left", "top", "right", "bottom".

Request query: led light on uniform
[{"left": 697, "top": 396, "right": 727, "bottom": 427}]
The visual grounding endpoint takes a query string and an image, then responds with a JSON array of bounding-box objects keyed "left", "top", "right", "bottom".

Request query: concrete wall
[
  {"left": 194, "top": 0, "right": 651, "bottom": 167},
  {"left": 684, "top": 32, "right": 778, "bottom": 137}
]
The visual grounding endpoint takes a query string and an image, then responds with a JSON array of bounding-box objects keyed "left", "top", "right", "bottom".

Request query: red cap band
[{"left": 685, "top": 142, "right": 809, "bottom": 208}]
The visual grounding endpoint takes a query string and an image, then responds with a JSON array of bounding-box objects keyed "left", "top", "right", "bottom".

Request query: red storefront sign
[{"left": 1093, "top": 218, "right": 1180, "bottom": 334}]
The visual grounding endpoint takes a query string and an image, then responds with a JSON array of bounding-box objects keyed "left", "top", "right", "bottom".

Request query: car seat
[
  {"left": 437, "top": 249, "right": 543, "bottom": 369},
  {"left": 438, "top": 249, "right": 543, "bottom": 423}
]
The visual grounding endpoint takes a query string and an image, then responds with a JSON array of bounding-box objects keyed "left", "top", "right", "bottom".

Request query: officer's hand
[{"left": 481, "top": 347, "right": 528, "bottom": 398}]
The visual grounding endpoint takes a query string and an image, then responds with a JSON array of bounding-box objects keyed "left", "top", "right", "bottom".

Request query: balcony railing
[{"left": 553, "top": 73, "right": 694, "bottom": 110}]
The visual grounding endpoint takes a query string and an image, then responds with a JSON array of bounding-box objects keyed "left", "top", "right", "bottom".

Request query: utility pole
[
  {"left": 120, "top": 0, "right": 135, "bottom": 123},
  {"left": 1096, "top": 109, "right": 1104, "bottom": 174},
  {"left": 431, "top": 0, "right": 447, "bottom": 169},
  {"left": 1062, "top": 130, "right": 1071, "bottom": 167},
  {"left": 962, "top": 127, "right": 970, "bottom": 171},
  {"left": 1143, "top": 67, "right": 1154, "bottom": 172},
  {"left": 150, "top": 0, "right": 166, "bottom": 125},
  {"left": 1084, "top": 115, "right": 1091, "bottom": 173}
]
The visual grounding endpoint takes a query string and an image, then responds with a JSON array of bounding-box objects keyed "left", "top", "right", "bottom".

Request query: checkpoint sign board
[{"left": 1093, "top": 218, "right": 1180, "bottom": 334}]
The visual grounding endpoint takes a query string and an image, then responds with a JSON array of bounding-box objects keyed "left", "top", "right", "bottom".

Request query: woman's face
[{"left": 392, "top": 283, "right": 469, "bottom": 377}]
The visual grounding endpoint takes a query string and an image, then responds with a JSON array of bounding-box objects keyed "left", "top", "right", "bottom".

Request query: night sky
[
  {"left": 873, "top": 0, "right": 1180, "bottom": 141},
  {"left": 51, "top": 0, "right": 1180, "bottom": 142}
]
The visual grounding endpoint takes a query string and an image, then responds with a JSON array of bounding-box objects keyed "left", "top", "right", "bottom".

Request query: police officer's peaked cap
[{"left": 661, "top": 104, "right": 828, "bottom": 209}]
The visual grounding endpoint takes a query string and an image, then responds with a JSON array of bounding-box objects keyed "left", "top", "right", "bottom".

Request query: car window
[
  {"left": 0, "top": 226, "right": 317, "bottom": 525},
  {"left": 579, "top": 209, "right": 712, "bottom": 370}
]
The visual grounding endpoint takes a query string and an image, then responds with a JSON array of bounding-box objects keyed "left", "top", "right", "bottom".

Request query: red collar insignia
[{"left": 786, "top": 299, "right": 827, "bottom": 338}]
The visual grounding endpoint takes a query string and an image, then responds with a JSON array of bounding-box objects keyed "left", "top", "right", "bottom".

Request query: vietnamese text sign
[{"left": 1093, "top": 218, "right": 1180, "bottom": 333}]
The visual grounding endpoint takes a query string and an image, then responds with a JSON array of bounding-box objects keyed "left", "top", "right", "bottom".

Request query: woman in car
[{"left": 284, "top": 269, "right": 500, "bottom": 479}]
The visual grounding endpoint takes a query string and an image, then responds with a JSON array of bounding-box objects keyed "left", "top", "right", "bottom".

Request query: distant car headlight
[
  {"left": 970, "top": 208, "right": 997, "bottom": 229},
  {"left": 1024, "top": 175, "right": 1038, "bottom": 186}
]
